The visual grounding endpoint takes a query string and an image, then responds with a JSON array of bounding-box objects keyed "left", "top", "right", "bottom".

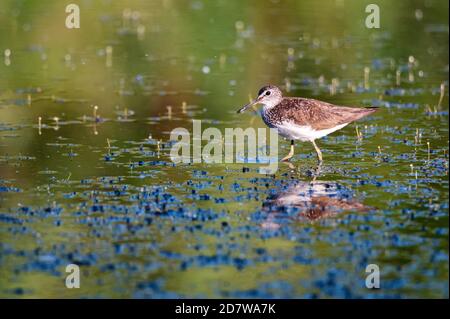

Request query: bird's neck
[
  {"left": 262, "top": 102, "right": 278, "bottom": 113},
  {"left": 261, "top": 97, "right": 283, "bottom": 112}
]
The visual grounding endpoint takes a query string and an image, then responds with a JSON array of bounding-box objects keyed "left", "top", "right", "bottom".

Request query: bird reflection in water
[{"left": 261, "top": 173, "right": 370, "bottom": 228}]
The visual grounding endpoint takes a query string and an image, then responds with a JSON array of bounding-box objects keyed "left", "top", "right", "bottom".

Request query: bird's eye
[{"left": 265, "top": 91, "right": 271, "bottom": 96}]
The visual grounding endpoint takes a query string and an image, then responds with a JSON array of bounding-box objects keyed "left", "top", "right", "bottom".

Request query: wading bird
[{"left": 237, "top": 85, "right": 379, "bottom": 163}]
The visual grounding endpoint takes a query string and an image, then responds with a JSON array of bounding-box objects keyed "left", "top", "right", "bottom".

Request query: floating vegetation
[
  {"left": 438, "top": 83, "right": 445, "bottom": 109},
  {"left": 4, "top": 48, "right": 11, "bottom": 66},
  {"left": 396, "top": 69, "right": 401, "bottom": 86},
  {"left": 105, "top": 45, "right": 113, "bottom": 67},
  {"left": 53, "top": 116, "right": 59, "bottom": 131},
  {"left": 364, "top": 67, "right": 370, "bottom": 90}
]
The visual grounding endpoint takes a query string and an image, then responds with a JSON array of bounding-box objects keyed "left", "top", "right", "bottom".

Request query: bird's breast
[{"left": 261, "top": 107, "right": 279, "bottom": 128}]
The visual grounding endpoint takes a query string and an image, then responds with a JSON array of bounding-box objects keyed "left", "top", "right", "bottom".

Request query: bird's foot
[
  {"left": 281, "top": 141, "right": 295, "bottom": 162},
  {"left": 281, "top": 148, "right": 295, "bottom": 162},
  {"left": 282, "top": 161, "right": 295, "bottom": 170}
]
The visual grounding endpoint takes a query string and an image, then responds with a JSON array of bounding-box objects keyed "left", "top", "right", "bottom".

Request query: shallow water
[{"left": 0, "top": 0, "right": 448, "bottom": 298}]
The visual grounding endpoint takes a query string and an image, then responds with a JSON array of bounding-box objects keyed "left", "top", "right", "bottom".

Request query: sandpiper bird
[{"left": 237, "top": 85, "right": 379, "bottom": 163}]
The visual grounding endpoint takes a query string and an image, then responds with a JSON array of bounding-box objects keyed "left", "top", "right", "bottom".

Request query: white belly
[{"left": 274, "top": 121, "right": 348, "bottom": 141}]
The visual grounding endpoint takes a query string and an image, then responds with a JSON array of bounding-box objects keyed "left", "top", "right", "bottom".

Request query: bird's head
[{"left": 237, "top": 85, "right": 283, "bottom": 113}]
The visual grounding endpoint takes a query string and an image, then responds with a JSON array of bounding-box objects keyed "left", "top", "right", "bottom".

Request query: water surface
[{"left": 0, "top": 0, "right": 448, "bottom": 298}]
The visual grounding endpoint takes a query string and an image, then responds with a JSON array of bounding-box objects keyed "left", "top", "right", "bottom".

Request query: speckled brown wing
[{"left": 272, "top": 98, "right": 379, "bottom": 130}]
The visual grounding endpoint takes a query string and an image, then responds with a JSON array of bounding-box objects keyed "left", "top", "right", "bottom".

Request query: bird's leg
[
  {"left": 311, "top": 161, "right": 323, "bottom": 182},
  {"left": 281, "top": 140, "right": 295, "bottom": 162},
  {"left": 311, "top": 140, "right": 323, "bottom": 163}
]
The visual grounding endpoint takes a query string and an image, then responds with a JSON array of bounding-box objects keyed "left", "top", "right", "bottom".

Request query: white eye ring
[{"left": 265, "top": 91, "right": 271, "bottom": 96}]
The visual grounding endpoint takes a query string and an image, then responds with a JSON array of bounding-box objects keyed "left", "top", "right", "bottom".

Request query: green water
[{"left": 0, "top": 0, "right": 448, "bottom": 298}]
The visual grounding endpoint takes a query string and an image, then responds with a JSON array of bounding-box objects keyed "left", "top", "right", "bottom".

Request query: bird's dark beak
[{"left": 237, "top": 96, "right": 262, "bottom": 113}]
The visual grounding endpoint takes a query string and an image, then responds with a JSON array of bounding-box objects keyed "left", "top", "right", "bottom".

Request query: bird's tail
[
  {"left": 360, "top": 106, "right": 380, "bottom": 116},
  {"left": 347, "top": 106, "right": 379, "bottom": 122}
]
